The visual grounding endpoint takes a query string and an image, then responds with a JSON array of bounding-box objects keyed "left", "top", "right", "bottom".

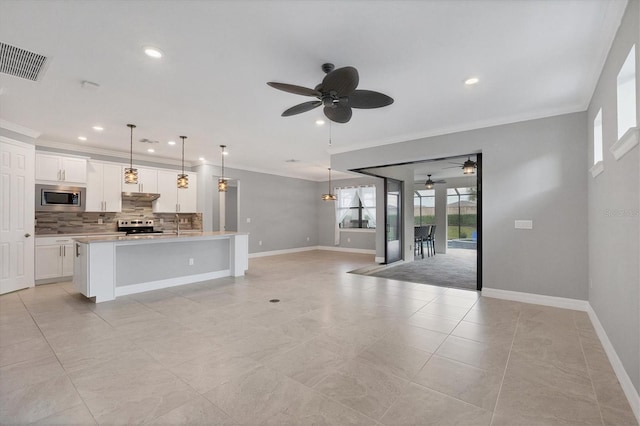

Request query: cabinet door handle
[
  {"left": 63, "top": 245, "right": 66, "bottom": 257},
  {"left": 59, "top": 246, "right": 62, "bottom": 257},
  {"left": 62, "top": 170, "right": 66, "bottom": 181},
  {"left": 57, "top": 170, "right": 61, "bottom": 180},
  {"left": 140, "top": 183, "right": 143, "bottom": 192},
  {"left": 75, "top": 243, "right": 80, "bottom": 257}
]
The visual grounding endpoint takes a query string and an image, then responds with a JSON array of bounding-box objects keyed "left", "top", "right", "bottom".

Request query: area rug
[{"left": 353, "top": 248, "right": 477, "bottom": 290}]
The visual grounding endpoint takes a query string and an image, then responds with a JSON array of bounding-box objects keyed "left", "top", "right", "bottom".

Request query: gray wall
[
  {"left": 316, "top": 176, "right": 382, "bottom": 256},
  {"left": 333, "top": 112, "right": 589, "bottom": 301},
  {"left": 587, "top": 0, "right": 639, "bottom": 394},
  {"left": 203, "top": 166, "right": 319, "bottom": 254}
]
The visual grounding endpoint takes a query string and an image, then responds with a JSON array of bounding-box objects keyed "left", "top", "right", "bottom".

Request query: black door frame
[
  {"left": 384, "top": 178, "right": 403, "bottom": 264},
  {"left": 352, "top": 153, "right": 483, "bottom": 291}
]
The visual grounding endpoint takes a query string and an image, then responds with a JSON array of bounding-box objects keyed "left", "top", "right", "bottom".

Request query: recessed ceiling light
[
  {"left": 198, "top": 157, "right": 206, "bottom": 161},
  {"left": 147, "top": 148, "right": 155, "bottom": 153},
  {"left": 78, "top": 136, "right": 87, "bottom": 141},
  {"left": 92, "top": 125, "right": 104, "bottom": 131},
  {"left": 464, "top": 77, "right": 480, "bottom": 86},
  {"left": 315, "top": 119, "right": 325, "bottom": 125},
  {"left": 144, "top": 47, "right": 163, "bottom": 58},
  {"left": 168, "top": 140, "right": 176, "bottom": 145}
]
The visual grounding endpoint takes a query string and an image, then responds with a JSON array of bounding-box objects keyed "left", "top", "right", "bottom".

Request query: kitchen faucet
[{"left": 175, "top": 213, "right": 180, "bottom": 236}]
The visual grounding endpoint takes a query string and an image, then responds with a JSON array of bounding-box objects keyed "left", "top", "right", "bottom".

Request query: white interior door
[{"left": 0, "top": 138, "right": 35, "bottom": 294}]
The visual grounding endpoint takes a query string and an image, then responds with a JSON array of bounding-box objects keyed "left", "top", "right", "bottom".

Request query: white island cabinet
[{"left": 73, "top": 232, "right": 249, "bottom": 303}]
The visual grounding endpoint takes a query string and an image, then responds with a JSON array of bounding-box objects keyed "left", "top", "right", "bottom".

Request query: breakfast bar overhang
[{"left": 73, "top": 232, "right": 249, "bottom": 303}]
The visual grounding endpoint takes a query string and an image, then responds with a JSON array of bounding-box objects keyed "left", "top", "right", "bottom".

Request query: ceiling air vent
[{"left": 0, "top": 42, "right": 49, "bottom": 82}]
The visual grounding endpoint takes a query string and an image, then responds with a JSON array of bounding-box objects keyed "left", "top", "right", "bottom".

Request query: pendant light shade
[
  {"left": 322, "top": 168, "right": 337, "bottom": 201},
  {"left": 124, "top": 124, "right": 138, "bottom": 184},
  {"left": 218, "top": 145, "right": 227, "bottom": 192},
  {"left": 462, "top": 157, "right": 477, "bottom": 175},
  {"left": 424, "top": 174, "right": 434, "bottom": 190},
  {"left": 177, "top": 136, "right": 188, "bottom": 189}
]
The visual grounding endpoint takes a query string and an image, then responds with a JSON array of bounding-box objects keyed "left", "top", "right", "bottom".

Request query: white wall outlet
[
  {"left": 306, "top": 236, "right": 310, "bottom": 241},
  {"left": 515, "top": 220, "right": 533, "bottom": 230},
  {"left": 246, "top": 218, "right": 251, "bottom": 223},
  {"left": 188, "top": 258, "right": 194, "bottom": 266},
  {"left": 159, "top": 218, "right": 164, "bottom": 224},
  {"left": 258, "top": 240, "right": 262, "bottom": 246},
  {"left": 347, "top": 237, "right": 351, "bottom": 243},
  {"left": 97, "top": 218, "right": 103, "bottom": 224}
]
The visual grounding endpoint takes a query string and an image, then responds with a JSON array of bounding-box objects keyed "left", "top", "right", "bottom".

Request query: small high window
[
  {"left": 594, "top": 109, "right": 603, "bottom": 164},
  {"left": 617, "top": 45, "right": 636, "bottom": 139}
]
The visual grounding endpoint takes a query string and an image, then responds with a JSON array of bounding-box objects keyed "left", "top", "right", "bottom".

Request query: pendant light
[
  {"left": 124, "top": 124, "right": 138, "bottom": 184},
  {"left": 462, "top": 156, "right": 477, "bottom": 175},
  {"left": 218, "top": 145, "right": 228, "bottom": 192},
  {"left": 425, "top": 174, "right": 435, "bottom": 190},
  {"left": 177, "top": 136, "right": 188, "bottom": 189},
  {"left": 321, "top": 168, "right": 337, "bottom": 201}
]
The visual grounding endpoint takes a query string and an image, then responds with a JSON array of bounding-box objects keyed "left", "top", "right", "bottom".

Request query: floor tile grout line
[
  {"left": 488, "top": 309, "right": 522, "bottom": 426},
  {"left": 16, "top": 289, "right": 101, "bottom": 426},
  {"left": 576, "top": 316, "right": 607, "bottom": 426}
]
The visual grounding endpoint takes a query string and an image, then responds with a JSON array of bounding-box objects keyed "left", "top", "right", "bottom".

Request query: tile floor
[{"left": 0, "top": 251, "right": 637, "bottom": 425}]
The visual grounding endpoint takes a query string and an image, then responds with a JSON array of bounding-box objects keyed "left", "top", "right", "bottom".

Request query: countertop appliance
[
  {"left": 117, "top": 219, "right": 164, "bottom": 235},
  {"left": 36, "top": 184, "right": 85, "bottom": 212}
]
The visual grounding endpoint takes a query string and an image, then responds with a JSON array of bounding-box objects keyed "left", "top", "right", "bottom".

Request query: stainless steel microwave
[{"left": 35, "top": 184, "right": 85, "bottom": 212}]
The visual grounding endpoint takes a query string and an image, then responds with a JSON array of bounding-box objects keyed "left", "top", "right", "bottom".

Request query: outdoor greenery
[
  {"left": 448, "top": 214, "right": 477, "bottom": 226},
  {"left": 447, "top": 226, "right": 476, "bottom": 240},
  {"left": 414, "top": 215, "right": 435, "bottom": 226}
]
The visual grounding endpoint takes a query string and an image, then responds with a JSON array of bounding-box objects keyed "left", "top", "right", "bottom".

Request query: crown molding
[
  {"left": 35, "top": 138, "right": 191, "bottom": 168},
  {"left": 0, "top": 119, "right": 41, "bottom": 139},
  {"left": 328, "top": 106, "right": 586, "bottom": 156}
]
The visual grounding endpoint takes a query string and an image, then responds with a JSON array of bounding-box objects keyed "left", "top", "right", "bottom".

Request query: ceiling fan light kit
[
  {"left": 267, "top": 63, "right": 394, "bottom": 123},
  {"left": 462, "top": 158, "right": 477, "bottom": 175}
]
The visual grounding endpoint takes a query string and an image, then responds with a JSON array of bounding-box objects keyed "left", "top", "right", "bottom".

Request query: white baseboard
[
  {"left": 482, "top": 287, "right": 590, "bottom": 311},
  {"left": 375, "top": 256, "right": 385, "bottom": 263},
  {"left": 249, "top": 246, "right": 375, "bottom": 258},
  {"left": 483, "top": 287, "right": 639, "bottom": 423},
  {"left": 587, "top": 305, "right": 640, "bottom": 423},
  {"left": 115, "top": 270, "right": 230, "bottom": 296},
  {"left": 249, "top": 246, "right": 317, "bottom": 258},
  {"left": 317, "top": 246, "right": 376, "bottom": 255}
]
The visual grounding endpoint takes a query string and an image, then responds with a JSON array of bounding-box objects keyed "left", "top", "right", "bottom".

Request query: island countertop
[
  {"left": 74, "top": 231, "right": 247, "bottom": 244},
  {"left": 73, "top": 231, "right": 249, "bottom": 302}
]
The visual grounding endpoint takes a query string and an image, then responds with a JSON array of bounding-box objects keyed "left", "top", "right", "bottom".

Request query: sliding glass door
[{"left": 385, "top": 178, "right": 402, "bottom": 264}]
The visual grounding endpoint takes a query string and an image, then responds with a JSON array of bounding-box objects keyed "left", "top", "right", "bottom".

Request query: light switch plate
[{"left": 515, "top": 220, "right": 533, "bottom": 229}]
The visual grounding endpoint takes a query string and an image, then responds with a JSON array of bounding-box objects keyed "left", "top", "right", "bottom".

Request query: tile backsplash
[{"left": 35, "top": 198, "right": 202, "bottom": 235}]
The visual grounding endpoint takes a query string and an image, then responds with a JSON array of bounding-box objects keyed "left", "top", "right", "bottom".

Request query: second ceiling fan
[{"left": 267, "top": 63, "right": 394, "bottom": 123}]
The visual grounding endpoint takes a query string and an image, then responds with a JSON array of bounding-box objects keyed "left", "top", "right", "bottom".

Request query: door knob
[{"left": 24, "top": 233, "right": 31, "bottom": 238}]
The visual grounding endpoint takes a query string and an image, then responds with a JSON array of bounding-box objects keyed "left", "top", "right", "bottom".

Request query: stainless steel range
[{"left": 117, "top": 219, "right": 164, "bottom": 235}]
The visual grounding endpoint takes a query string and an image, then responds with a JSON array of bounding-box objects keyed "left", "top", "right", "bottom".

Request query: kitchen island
[{"left": 73, "top": 232, "right": 249, "bottom": 303}]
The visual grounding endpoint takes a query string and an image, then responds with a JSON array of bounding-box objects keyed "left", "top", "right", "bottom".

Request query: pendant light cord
[
  {"left": 181, "top": 136, "right": 186, "bottom": 174},
  {"left": 329, "top": 120, "right": 332, "bottom": 147}
]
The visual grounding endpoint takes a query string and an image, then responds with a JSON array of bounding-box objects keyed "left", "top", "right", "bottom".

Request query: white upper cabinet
[
  {"left": 155, "top": 170, "right": 179, "bottom": 213},
  {"left": 35, "top": 153, "right": 87, "bottom": 184},
  {"left": 153, "top": 170, "right": 197, "bottom": 213},
  {"left": 86, "top": 161, "right": 122, "bottom": 212},
  {"left": 121, "top": 166, "right": 157, "bottom": 194}
]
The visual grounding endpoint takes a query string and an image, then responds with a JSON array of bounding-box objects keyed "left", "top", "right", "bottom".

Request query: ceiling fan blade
[
  {"left": 267, "top": 82, "right": 321, "bottom": 97},
  {"left": 281, "top": 101, "right": 322, "bottom": 117},
  {"left": 324, "top": 104, "right": 352, "bottom": 123},
  {"left": 434, "top": 180, "right": 447, "bottom": 184},
  {"left": 443, "top": 165, "right": 462, "bottom": 169},
  {"left": 321, "top": 66, "right": 359, "bottom": 96},
  {"left": 349, "top": 90, "right": 394, "bottom": 109}
]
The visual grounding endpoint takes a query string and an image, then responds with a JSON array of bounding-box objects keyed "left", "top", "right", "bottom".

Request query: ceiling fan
[
  {"left": 267, "top": 63, "right": 394, "bottom": 123},
  {"left": 445, "top": 156, "right": 477, "bottom": 175},
  {"left": 424, "top": 174, "right": 446, "bottom": 189}
]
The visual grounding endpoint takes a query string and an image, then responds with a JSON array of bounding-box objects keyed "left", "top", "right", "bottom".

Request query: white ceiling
[{"left": 0, "top": 0, "right": 627, "bottom": 181}]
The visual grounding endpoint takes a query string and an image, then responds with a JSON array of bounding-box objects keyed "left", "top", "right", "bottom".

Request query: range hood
[{"left": 122, "top": 192, "right": 161, "bottom": 202}]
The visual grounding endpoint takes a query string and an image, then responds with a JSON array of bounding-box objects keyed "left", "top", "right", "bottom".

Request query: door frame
[
  {"left": 384, "top": 178, "right": 403, "bottom": 264},
  {"left": 351, "top": 152, "right": 483, "bottom": 291}
]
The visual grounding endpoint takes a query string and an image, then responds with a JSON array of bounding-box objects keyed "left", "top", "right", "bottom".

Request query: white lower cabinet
[{"left": 35, "top": 237, "right": 75, "bottom": 281}]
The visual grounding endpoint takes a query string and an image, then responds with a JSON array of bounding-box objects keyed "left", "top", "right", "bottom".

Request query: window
[
  {"left": 414, "top": 189, "right": 435, "bottom": 226},
  {"left": 594, "top": 108, "right": 603, "bottom": 164},
  {"left": 447, "top": 187, "right": 477, "bottom": 241},
  {"left": 336, "top": 186, "right": 376, "bottom": 229},
  {"left": 617, "top": 45, "right": 636, "bottom": 139}
]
